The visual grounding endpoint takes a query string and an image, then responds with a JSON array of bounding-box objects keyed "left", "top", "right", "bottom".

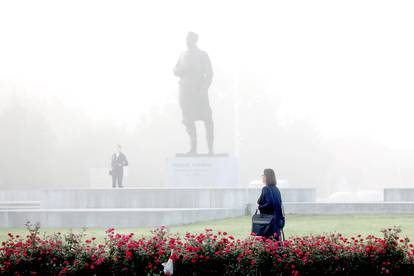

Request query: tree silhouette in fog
[
  {"left": 0, "top": 88, "right": 409, "bottom": 192},
  {"left": 235, "top": 71, "right": 333, "bottom": 187},
  {"left": 0, "top": 103, "right": 55, "bottom": 188}
]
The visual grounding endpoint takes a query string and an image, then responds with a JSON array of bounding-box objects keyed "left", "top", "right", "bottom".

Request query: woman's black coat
[{"left": 257, "top": 185, "right": 285, "bottom": 239}]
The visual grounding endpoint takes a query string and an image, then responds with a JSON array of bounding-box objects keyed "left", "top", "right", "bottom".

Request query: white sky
[{"left": 1, "top": 0, "right": 413, "bottom": 149}]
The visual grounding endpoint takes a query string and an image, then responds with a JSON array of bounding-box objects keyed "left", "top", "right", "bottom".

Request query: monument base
[
  {"left": 165, "top": 154, "right": 239, "bottom": 187},
  {"left": 0, "top": 208, "right": 244, "bottom": 228},
  {"left": 0, "top": 187, "right": 316, "bottom": 227}
]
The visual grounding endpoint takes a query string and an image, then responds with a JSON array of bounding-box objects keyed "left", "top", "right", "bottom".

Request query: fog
[{"left": 1, "top": 0, "right": 414, "bottom": 198}]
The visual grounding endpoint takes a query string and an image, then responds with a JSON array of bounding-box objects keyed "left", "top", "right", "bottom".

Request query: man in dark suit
[{"left": 110, "top": 144, "right": 128, "bottom": 188}]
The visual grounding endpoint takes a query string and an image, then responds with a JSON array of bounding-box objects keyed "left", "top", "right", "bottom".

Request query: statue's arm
[
  {"left": 173, "top": 54, "right": 183, "bottom": 77},
  {"left": 204, "top": 53, "right": 213, "bottom": 88}
]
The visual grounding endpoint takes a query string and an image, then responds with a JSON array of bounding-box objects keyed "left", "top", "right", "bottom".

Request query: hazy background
[{"left": 1, "top": 0, "right": 414, "bottom": 198}]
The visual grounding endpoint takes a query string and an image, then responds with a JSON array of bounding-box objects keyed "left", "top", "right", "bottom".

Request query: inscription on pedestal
[{"left": 166, "top": 155, "right": 239, "bottom": 186}]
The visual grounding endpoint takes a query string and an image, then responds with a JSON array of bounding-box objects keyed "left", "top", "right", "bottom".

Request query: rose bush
[{"left": 1, "top": 224, "right": 413, "bottom": 275}]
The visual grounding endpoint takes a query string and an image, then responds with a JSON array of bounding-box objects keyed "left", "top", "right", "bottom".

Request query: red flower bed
[{"left": 1, "top": 224, "right": 413, "bottom": 275}]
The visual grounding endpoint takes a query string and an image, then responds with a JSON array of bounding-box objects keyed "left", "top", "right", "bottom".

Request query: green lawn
[{"left": 2, "top": 214, "right": 414, "bottom": 242}]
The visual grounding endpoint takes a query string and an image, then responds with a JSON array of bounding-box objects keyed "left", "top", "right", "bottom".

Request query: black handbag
[{"left": 251, "top": 209, "right": 274, "bottom": 236}]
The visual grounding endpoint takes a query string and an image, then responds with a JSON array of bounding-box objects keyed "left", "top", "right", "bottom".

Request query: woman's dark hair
[{"left": 263, "top": 168, "right": 277, "bottom": 186}]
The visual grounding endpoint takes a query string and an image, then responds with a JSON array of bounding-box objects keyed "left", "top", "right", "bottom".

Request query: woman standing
[{"left": 257, "top": 168, "right": 285, "bottom": 239}]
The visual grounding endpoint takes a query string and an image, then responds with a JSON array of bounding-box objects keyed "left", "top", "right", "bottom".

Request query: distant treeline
[{"left": 0, "top": 79, "right": 412, "bottom": 194}]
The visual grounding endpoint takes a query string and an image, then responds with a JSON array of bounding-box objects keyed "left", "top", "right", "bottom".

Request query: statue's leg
[
  {"left": 205, "top": 118, "right": 214, "bottom": 155},
  {"left": 112, "top": 172, "right": 116, "bottom": 188},
  {"left": 184, "top": 121, "right": 197, "bottom": 154}
]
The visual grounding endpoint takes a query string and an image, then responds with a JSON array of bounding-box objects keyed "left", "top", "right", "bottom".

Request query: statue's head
[
  {"left": 186, "top": 31, "right": 198, "bottom": 50},
  {"left": 116, "top": 144, "right": 122, "bottom": 153}
]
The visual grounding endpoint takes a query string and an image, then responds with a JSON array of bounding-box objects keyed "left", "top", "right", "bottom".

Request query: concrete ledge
[
  {"left": 249, "top": 202, "right": 414, "bottom": 214},
  {"left": 0, "top": 201, "right": 40, "bottom": 209},
  {"left": 0, "top": 187, "right": 316, "bottom": 228},
  {"left": 0, "top": 208, "right": 245, "bottom": 228},
  {"left": 246, "top": 187, "right": 316, "bottom": 204},
  {"left": 384, "top": 188, "right": 414, "bottom": 202},
  {"left": 0, "top": 190, "right": 42, "bottom": 201},
  {"left": 41, "top": 188, "right": 249, "bottom": 209},
  {"left": 40, "top": 187, "right": 316, "bottom": 209}
]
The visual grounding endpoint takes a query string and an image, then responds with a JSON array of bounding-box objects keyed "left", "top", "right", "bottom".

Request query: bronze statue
[{"left": 174, "top": 32, "right": 214, "bottom": 154}]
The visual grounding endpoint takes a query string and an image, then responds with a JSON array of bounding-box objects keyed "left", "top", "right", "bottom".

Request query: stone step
[
  {"left": 41, "top": 187, "right": 248, "bottom": 209},
  {"left": 0, "top": 201, "right": 40, "bottom": 209},
  {"left": 39, "top": 187, "right": 316, "bottom": 209},
  {"left": 1, "top": 188, "right": 316, "bottom": 208},
  {"left": 0, "top": 207, "right": 246, "bottom": 228},
  {"left": 248, "top": 202, "right": 414, "bottom": 215},
  {"left": 0, "top": 190, "right": 42, "bottom": 201}
]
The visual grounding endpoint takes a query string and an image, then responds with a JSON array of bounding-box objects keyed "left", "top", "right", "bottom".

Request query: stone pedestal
[{"left": 165, "top": 154, "right": 239, "bottom": 187}]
